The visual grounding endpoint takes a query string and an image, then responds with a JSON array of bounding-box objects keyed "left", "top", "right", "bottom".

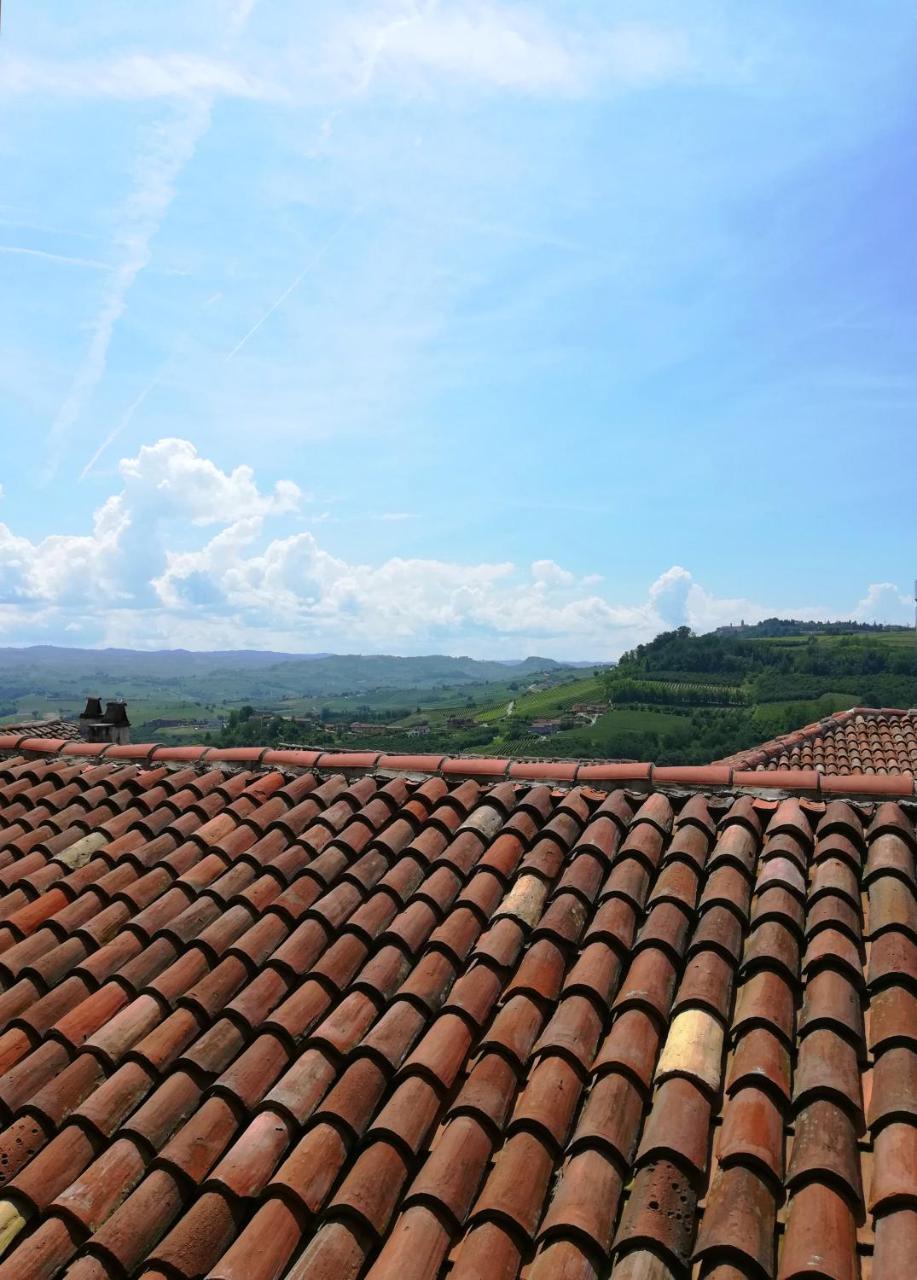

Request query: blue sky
[{"left": 1, "top": 1, "right": 915, "bottom": 657}]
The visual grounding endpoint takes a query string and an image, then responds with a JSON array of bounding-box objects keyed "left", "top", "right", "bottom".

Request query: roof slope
[
  {"left": 0, "top": 739, "right": 911, "bottom": 1279},
  {"left": 0, "top": 717, "right": 82, "bottom": 741},
  {"left": 720, "top": 706, "right": 917, "bottom": 776}
]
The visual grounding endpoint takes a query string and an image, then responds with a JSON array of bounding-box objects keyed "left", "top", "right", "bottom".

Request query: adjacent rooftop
[
  {"left": 720, "top": 706, "right": 917, "bottom": 777},
  {"left": 0, "top": 718, "right": 83, "bottom": 743},
  {"left": 1, "top": 698, "right": 131, "bottom": 750}
]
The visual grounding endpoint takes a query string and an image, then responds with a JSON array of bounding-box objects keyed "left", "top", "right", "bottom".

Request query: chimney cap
[
  {"left": 104, "top": 701, "right": 130, "bottom": 727},
  {"left": 80, "top": 697, "right": 103, "bottom": 720}
]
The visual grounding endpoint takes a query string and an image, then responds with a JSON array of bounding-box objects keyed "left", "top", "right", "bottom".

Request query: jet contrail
[
  {"left": 79, "top": 291, "right": 223, "bottom": 480},
  {"left": 0, "top": 244, "right": 108, "bottom": 270},
  {"left": 45, "top": 0, "right": 260, "bottom": 480},
  {"left": 78, "top": 374, "right": 161, "bottom": 481},
  {"left": 225, "top": 219, "right": 352, "bottom": 360}
]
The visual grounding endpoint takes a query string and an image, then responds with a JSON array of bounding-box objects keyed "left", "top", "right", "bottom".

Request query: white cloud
[
  {"left": 5, "top": 5, "right": 695, "bottom": 114},
  {"left": 331, "top": 4, "right": 691, "bottom": 98},
  {"left": 0, "top": 438, "right": 300, "bottom": 612},
  {"left": 134, "top": 521, "right": 652, "bottom": 652},
  {"left": 853, "top": 582, "right": 912, "bottom": 624},
  {"left": 648, "top": 564, "right": 694, "bottom": 626},
  {"left": 647, "top": 564, "right": 808, "bottom": 633},
  {"left": 531, "top": 559, "right": 575, "bottom": 588},
  {"left": 0, "top": 52, "right": 274, "bottom": 102},
  {"left": 119, "top": 438, "right": 301, "bottom": 524},
  {"left": 0, "top": 437, "right": 906, "bottom": 657}
]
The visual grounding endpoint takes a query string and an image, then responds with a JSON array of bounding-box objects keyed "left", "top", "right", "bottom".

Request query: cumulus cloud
[
  {"left": 531, "top": 559, "right": 576, "bottom": 588},
  {"left": 0, "top": 438, "right": 909, "bottom": 656},
  {"left": 645, "top": 564, "right": 809, "bottom": 633},
  {"left": 120, "top": 438, "right": 301, "bottom": 524},
  {"left": 853, "top": 582, "right": 912, "bottom": 624},
  {"left": 0, "top": 438, "right": 299, "bottom": 612},
  {"left": 648, "top": 564, "right": 694, "bottom": 626}
]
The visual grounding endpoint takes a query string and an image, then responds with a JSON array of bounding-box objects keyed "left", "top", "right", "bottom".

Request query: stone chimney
[{"left": 79, "top": 697, "right": 131, "bottom": 746}]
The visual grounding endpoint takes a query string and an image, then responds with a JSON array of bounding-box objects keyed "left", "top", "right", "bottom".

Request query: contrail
[
  {"left": 43, "top": 95, "right": 213, "bottom": 482},
  {"left": 78, "top": 375, "right": 161, "bottom": 481},
  {"left": 225, "top": 219, "right": 351, "bottom": 360},
  {"left": 0, "top": 244, "right": 108, "bottom": 270},
  {"left": 0, "top": 216, "right": 101, "bottom": 242},
  {"left": 79, "top": 291, "right": 223, "bottom": 480},
  {"left": 46, "top": 0, "right": 259, "bottom": 480}
]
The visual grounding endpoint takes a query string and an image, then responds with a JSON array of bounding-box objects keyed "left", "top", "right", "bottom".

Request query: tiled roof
[
  {"left": 720, "top": 706, "right": 917, "bottom": 776},
  {"left": 0, "top": 738, "right": 912, "bottom": 1280},
  {"left": 0, "top": 717, "right": 82, "bottom": 742}
]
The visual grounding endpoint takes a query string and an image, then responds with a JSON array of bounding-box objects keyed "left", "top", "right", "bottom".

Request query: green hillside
[
  {"left": 0, "top": 646, "right": 566, "bottom": 704},
  {"left": 480, "top": 623, "right": 916, "bottom": 764},
  {"left": 284, "top": 623, "right": 915, "bottom": 765}
]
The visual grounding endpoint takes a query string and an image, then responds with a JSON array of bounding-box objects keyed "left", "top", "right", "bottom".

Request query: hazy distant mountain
[{"left": 0, "top": 645, "right": 572, "bottom": 704}]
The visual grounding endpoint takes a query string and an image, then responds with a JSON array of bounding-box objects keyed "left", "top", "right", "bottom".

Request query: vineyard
[
  {"left": 475, "top": 700, "right": 516, "bottom": 724},
  {"left": 478, "top": 734, "right": 547, "bottom": 757},
  {"left": 506, "top": 675, "right": 606, "bottom": 718},
  {"left": 625, "top": 669, "right": 742, "bottom": 686},
  {"left": 607, "top": 677, "right": 747, "bottom": 707}
]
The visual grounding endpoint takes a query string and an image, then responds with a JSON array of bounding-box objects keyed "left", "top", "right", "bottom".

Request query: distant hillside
[
  {"left": 0, "top": 646, "right": 328, "bottom": 677},
  {"left": 0, "top": 645, "right": 569, "bottom": 707},
  {"left": 569, "top": 621, "right": 917, "bottom": 764},
  {"left": 714, "top": 618, "right": 911, "bottom": 638},
  {"left": 252, "top": 653, "right": 564, "bottom": 695},
  {"left": 618, "top": 624, "right": 916, "bottom": 701}
]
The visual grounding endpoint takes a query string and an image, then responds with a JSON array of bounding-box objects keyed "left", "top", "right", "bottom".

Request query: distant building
[
  {"left": 78, "top": 697, "right": 130, "bottom": 746},
  {"left": 531, "top": 718, "right": 563, "bottom": 737}
]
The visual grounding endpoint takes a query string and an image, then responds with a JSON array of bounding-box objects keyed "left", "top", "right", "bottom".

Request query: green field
[{"left": 750, "top": 692, "right": 853, "bottom": 725}]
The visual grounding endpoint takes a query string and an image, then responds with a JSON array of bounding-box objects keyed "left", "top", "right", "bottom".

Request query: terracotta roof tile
[
  {"left": 0, "top": 718, "right": 83, "bottom": 743},
  {"left": 0, "top": 743, "right": 909, "bottom": 1277},
  {"left": 721, "top": 706, "right": 917, "bottom": 779}
]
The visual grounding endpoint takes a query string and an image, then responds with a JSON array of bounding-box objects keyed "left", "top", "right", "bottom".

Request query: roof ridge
[{"left": 0, "top": 731, "right": 912, "bottom": 800}]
